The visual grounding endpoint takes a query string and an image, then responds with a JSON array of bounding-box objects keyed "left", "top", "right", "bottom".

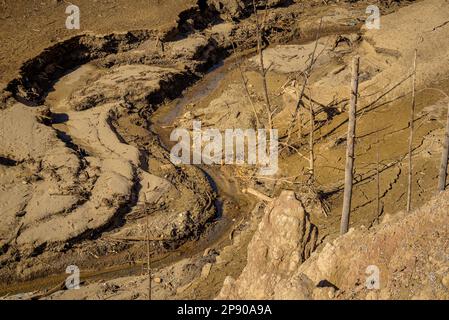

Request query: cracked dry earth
[{"left": 1, "top": 0, "right": 449, "bottom": 300}]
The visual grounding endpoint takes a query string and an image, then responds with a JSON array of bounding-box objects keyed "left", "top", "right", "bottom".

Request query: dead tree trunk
[
  {"left": 376, "top": 131, "right": 381, "bottom": 217},
  {"left": 309, "top": 95, "right": 315, "bottom": 177},
  {"left": 253, "top": 0, "right": 272, "bottom": 130},
  {"left": 406, "top": 49, "right": 417, "bottom": 212},
  {"left": 231, "top": 42, "right": 260, "bottom": 130},
  {"left": 144, "top": 191, "right": 151, "bottom": 300},
  {"left": 340, "top": 56, "right": 359, "bottom": 235},
  {"left": 285, "top": 18, "right": 322, "bottom": 145},
  {"left": 438, "top": 99, "right": 449, "bottom": 191}
]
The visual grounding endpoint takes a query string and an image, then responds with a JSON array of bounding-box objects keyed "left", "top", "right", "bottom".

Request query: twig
[{"left": 278, "top": 141, "right": 310, "bottom": 162}]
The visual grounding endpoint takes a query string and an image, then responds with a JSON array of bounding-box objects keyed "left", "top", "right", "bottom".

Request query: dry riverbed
[{"left": 1, "top": 0, "right": 449, "bottom": 300}]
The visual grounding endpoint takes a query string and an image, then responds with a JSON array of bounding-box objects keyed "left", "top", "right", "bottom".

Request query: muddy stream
[
  {"left": 1, "top": 57, "right": 256, "bottom": 297},
  {"left": 0, "top": 15, "right": 371, "bottom": 296}
]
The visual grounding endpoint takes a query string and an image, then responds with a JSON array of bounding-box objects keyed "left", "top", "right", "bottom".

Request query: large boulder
[{"left": 218, "top": 190, "right": 318, "bottom": 299}]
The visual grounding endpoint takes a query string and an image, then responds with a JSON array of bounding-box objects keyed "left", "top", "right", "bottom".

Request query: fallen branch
[
  {"left": 29, "top": 281, "right": 66, "bottom": 300},
  {"left": 242, "top": 187, "right": 273, "bottom": 202}
]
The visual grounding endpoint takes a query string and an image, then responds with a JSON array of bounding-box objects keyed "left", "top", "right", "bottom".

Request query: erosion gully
[
  {"left": 2, "top": 18, "right": 364, "bottom": 296},
  {"left": 0, "top": 54, "right": 257, "bottom": 297}
]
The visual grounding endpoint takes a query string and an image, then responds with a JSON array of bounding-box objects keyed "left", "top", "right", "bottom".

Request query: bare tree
[
  {"left": 376, "top": 130, "right": 381, "bottom": 217},
  {"left": 340, "top": 56, "right": 359, "bottom": 235},
  {"left": 231, "top": 41, "right": 260, "bottom": 130},
  {"left": 284, "top": 18, "right": 323, "bottom": 145},
  {"left": 415, "top": 87, "right": 449, "bottom": 191},
  {"left": 143, "top": 192, "right": 151, "bottom": 300},
  {"left": 438, "top": 99, "right": 449, "bottom": 191},
  {"left": 253, "top": 0, "right": 272, "bottom": 130},
  {"left": 308, "top": 93, "right": 315, "bottom": 178},
  {"left": 406, "top": 49, "right": 417, "bottom": 212}
]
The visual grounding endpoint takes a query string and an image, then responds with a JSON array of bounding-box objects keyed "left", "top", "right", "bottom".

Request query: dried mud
[{"left": 2, "top": 0, "right": 449, "bottom": 300}]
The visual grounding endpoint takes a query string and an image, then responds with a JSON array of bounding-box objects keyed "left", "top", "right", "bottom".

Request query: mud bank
[
  {"left": 2, "top": 2, "right": 224, "bottom": 106},
  {"left": 2, "top": 0, "right": 446, "bottom": 300},
  {"left": 1, "top": 0, "right": 254, "bottom": 292}
]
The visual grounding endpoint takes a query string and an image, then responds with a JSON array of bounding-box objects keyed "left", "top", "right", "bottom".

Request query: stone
[
  {"left": 217, "top": 190, "right": 318, "bottom": 299},
  {"left": 153, "top": 277, "right": 162, "bottom": 284},
  {"left": 442, "top": 274, "right": 449, "bottom": 289},
  {"left": 201, "top": 263, "right": 212, "bottom": 278}
]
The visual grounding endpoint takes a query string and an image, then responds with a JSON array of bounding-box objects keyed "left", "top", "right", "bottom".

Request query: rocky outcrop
[
  {"left": 296, "top": 191, "right": 449, "bottom": 300},
  {"left": 217, "top": 190, "right": 318, "bottom": 299},
  {"left": 219, "top": 189, "right": 449, "bottom": 300}
]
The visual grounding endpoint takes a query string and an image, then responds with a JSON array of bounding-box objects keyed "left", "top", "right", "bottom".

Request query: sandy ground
[{"left": 1, "top": 0, "right": 449, "bottom": 300}]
